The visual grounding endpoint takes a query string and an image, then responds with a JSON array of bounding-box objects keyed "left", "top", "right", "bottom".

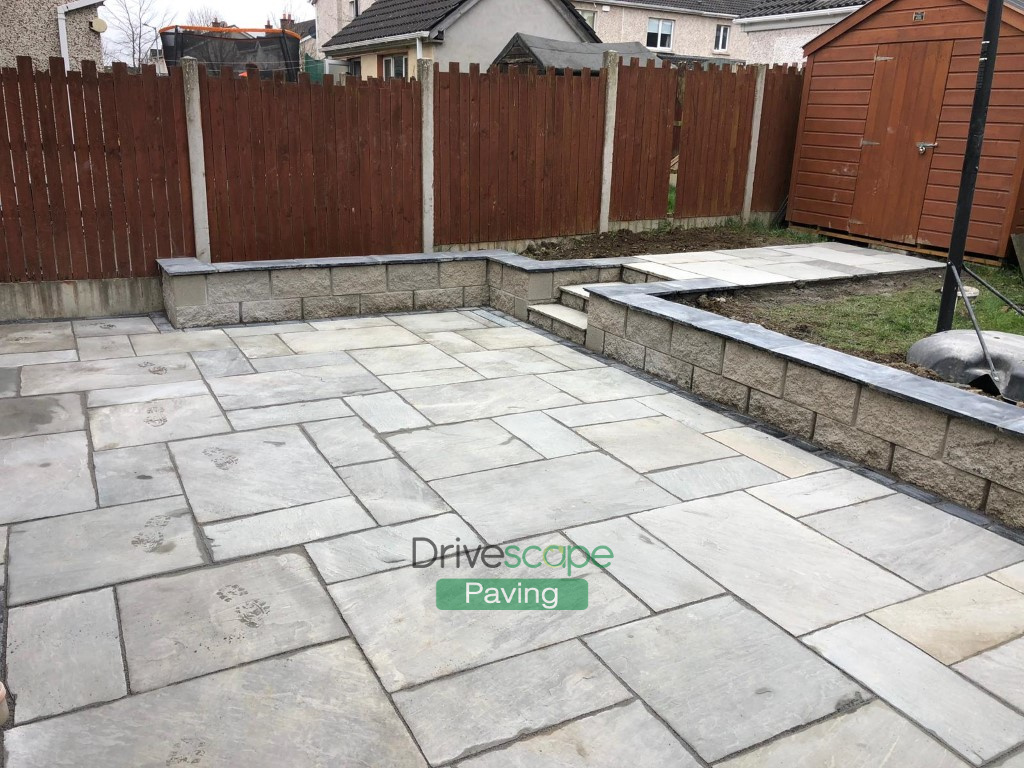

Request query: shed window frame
[
  {"left": 580, "top": 8, "right": 597, "bottom": 28},
  {"left": 646, "top": 18, "right": 674, "bottom": 50}
]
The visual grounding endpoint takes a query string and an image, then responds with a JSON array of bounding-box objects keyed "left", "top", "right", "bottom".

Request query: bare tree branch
[
  {"left": 186, "top": 6, "right": 224, "bottom": 26},
  {"left": 101, "top": 0, "right": 174, "bottom": 67}
]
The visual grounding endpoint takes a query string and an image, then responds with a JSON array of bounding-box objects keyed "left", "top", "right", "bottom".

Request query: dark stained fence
[
  {"left": 0, "top": 57, "right": 193, "bottom": 282},
  {"left": 752, "top": 65, "right": 804, "bottom": 214},
  {"left": 433, "top": 64, "right": 606, "bottom": 246},
  {"left": 200, "top": 68, "right": 422, "bottom": 262}
]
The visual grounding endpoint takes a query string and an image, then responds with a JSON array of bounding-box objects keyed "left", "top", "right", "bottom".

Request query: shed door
[{"left": 850, "top": 40, "right": 954, "bottom": 243}]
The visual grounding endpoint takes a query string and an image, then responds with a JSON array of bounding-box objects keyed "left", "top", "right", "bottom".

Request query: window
[
  {"left": 580, "top": 9, "right": 597, "bottom": 29},
  {"left": 382, "top": 54, "right": 408, "bottom": 80},
  {"left": 646, "top": 18, "right": 674, "bottom": 50},
  {"left": 346, "top": 58, "right": 362, "bottom": 78},
  {"left": 714, "top": 24, "right": 730, "bottom": 52}
]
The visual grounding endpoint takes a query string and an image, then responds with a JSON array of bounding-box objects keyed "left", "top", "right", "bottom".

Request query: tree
[
  {"left": 186, "top": 6, "right": 223, "bottom": 26},
  {"left": 102, "top": 0, "right": 174, "bottom": 67}
]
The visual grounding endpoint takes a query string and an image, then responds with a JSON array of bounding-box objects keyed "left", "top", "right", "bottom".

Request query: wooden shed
[{"left": 787, "top": 0, "right": 1024, "bottom": 261}]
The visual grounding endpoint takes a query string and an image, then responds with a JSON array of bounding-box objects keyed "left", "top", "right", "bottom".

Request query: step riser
[{"left": 559, "top": 292, "right": 587, "bottom": 312}]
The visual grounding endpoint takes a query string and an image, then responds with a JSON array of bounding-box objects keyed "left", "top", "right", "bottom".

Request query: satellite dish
[{"left": 91, "top": 17, "right": 109, "bottom": 33}]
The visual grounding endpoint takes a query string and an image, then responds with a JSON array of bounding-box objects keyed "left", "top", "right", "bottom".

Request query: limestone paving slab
[
  {"left": 634, "top": 492, "right": 919, "bottom": 635},
  {"left": 207, "top": 364, "right": 384, "bottom": 409},
  {"left": 309, "top": 316, "right": 396, "bottom": 329},
  {"left": 281, "top": 325, "right": 422, "bottom": 353},
  {"left": 85, "top": 379, "right": 208, "bottom": 408},
  {"left": 20, "top": 354, "right": 200, "bottom": 396},
  {"left": 432, "top": 452, "right": 677, "bottom": 541},
  {"left": 0, "top": 349, "right": 77, "bottom": 367},
  {"left": 577, "top": 415, "right": 737, "bottom": 472},
  {"left": 93, "top": 443, "right": 182, "bottom": 506},
  {"left": 8, "top": 497, "right": 204, "bottom": 605},
  {"left": 392, "top": 311, "right": 490, "bottom": 333},
  {"left": 956, "top": 636, "right": 1024, "bottom": 713},
  {"left": 190, "top": 347, "right": 254, "bottom": 377},
  {"left": 0, "top": 430, "right": 95, "bottom": 524},
  {"left": 88, "top": 394, "right": 230, "bottom": 450},
  {"left": 72, "top": 317, "right": 158, "bottom": 337},
  {"left": 3, "top": 642, "right": 426, "bottom": 768},
  {"left": 203, "top": 497, "right": 374, "bottom": 560},
  {"left": 749, "top": 468, "right": 894, "bottom": 516},
  {"left": 338, "top": 459, "right": 450, "bottom": 524},
  {"left": 636, "top": 392, "right": 743, "bottom": 432},
  {"left": 807, "top": 495, "right": 1024, "bottom": 590},
  {"left": 303, "top": 416, "right": 394, "bottom": 466},
  {"left": 350, "top": 343, "right": 464, "bottom": 375},
  {"left": 7, "top": 589, "right": 126, "bottom": 722},
  {"left": 454, "top": 348, "right": 567, "bottom": 378},
  {"left": 0, "top": 366, "right": 17, "bottom": 397},
  {"left": 76, "top": 335, "right": 136, "bottom": 361},
  {"left": 540, "top": 367, "right": 664, "bottom": 402},
  {"left": 379, "top": 366, "right": 485, "bottom": 390},
  {"left": 345, "top": 391, "right": 431, "bottom": 432},
  {"left": 250, "top": 350, "right": 352, "bottom": 371},
  {"left": 806, "top": 617, "right": 1024, "bottom": 765},
  {"left": 233, "top": 334, "right": 294, "bottom": 359},
  {"left": 400, "top": 375, "right": 578, "bottom": 424},
  {"left": 708, "top": 426, "right": 835, "bottom": 477},
  {"left": 545, "top": 398, "right": 659, "bottom": 427},
  {"left": 394, "top": 641, "right": 630, "bottom": 766},
  {"left": 420, "top": 330, "right": 487, "bottom": 354},
  {"left": 170, "top": 426, "right": 350, "bottom": 522},
  {"left": 129, "top": 329, "right": 234, "bottom": 355},
  {"left": 0, "top": 321, "right": 74, "bottom": 353},
  {"left": 457, "top": 326, "right": 559, "bottom": 349},
  {"left": 118, "top": 553, "right": 347, "bottom": 691},
  {"left": 0, "top": 393, "right": 84, "bottom": 440},
  {"left": 223, "top": 321, "right": 314, "bottom": 336},
  {"left": 535, "top": 343, "right": 605, "bottom": 370},
  {"left": 994, "top": 562, "right": 1024, "bottom": 593},
  {"left": 387, "top": 420, "right": 542, "bottom": 481},
  {"left": 649, "top": 455, "right": 785, "bottom": 501},
  {"left": 493, "top": 411, "right": 595, "bottom": 458},
  {"left": 226, "top": 398, "right": 353, "bottom": 430}
]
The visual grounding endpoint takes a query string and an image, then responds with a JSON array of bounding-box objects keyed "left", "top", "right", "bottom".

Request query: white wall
[{"left": 740, "top": 23, "right": 832, "bottom": 64}]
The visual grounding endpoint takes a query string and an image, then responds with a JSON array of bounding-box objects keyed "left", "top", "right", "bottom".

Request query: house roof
[
  {"left": 292, "top": 19, "right": 317, "bottom": 39},
  {"left": 738, "top": 0, "right": 865, "bottom": 19},
  {"left": 600, "top": 0, "right": 760, "bottom": 18},
  {"left": 493, "top": 33, "right": 659, "bottom": 70},
  {"left": 323, "top": 0, "right": 599, "bottom": 48}
]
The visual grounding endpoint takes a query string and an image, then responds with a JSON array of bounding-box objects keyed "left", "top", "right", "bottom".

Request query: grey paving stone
[
  {"left": 649, "top": 455, "right": 785, "bottom": 501},
  {"left": 20, "top": 354, "right": 200, "bottom": 396},
  {"left": 190, "top": 347, "right": 254, "bottom": 377},
  {"left": 458, "top": 700, "right": 701, "bottom": 768},
  {"left": 806, "top": 617, "right": 1024, "bottom": 765},
  {"left": 993, "top": 562, "right": 1024, "bottom": 593},
  {"left": 379, "top": 366, "right": 485, "bottom": 390},
  {"left": 119, "top": 553, "right": 347, "bottom": 691},
  {"left": 534, "top": 343, "right": 606, "bottom": 370},
  {"left": 636, "top": 393, "right": 743, "bottom": 432},
  {"left": 8, "top": 496, "right": 203, "bottom": 604},
  {"left": 226, "top": 398, "right": 353, "bottom": 430},
  {"left": 566, "top": 517, "right": 722, "bottom": 610},
  {"left": 306, "top": 512, "right": 481, "bottom": 582},
  {"left": 89, "top": 394, "right": 230, "bottom": 450},
  {"left": 540, "top": 367, "right": 664, "bottom": 402},
  {"left": 309, "top": 316, "right": 396, "bottom": 329},
  {"left": 7, "top": 589, "right": 126, "bottom": 722},
  {"left": 130, "top": 329, "right": 234, "bottom": 355},
  {"left": 72, "top": 317, "right": 158, "bottom": 337},
  {"left": 807, "top": 495, "right": 1024, "bottom": 590},
  {"left": 280, "top": 325, "right": 422, "bottom": 353},
  {"left": 0, "top": 321, "right": 74, "bottom": 353},
  {"left": 392, "top": 311, "right": 489, "bottom": 333},
  {"left": 349, "top": 343, "right": 463, "bottom": 375},
  {"left": 250, "top": 350, "right": 353, "bottom": 371},
  {"left": 578, "top": 416, "right": 737, "bottom": 472},
  {"left": 455, "top": 348, "right": 567, "bottom": 378},
  {"left": 717, "top": 701, "right": 969, "bottom": 768},
  {"left": 339, "top": 459, "right": 450, "bottom": 524},
  {"left": 207, "top": 364, "right": 384, "bottom": 410},
  {"left": 0, "top": 393, "right": 84, "bottom": 440},
  {"left": 708, "top": 426, "right": 835, "bottom": 477},
  {"left": 345, "top": 392, "right": 431, "bottom": 432},
  {"left": 394, "top": 641, "right": 630, "bottom": 765},
  {"left": 387, "top": 420, "right": 541, "bottom": 481},
  {"left": 634, "top": 492, "right": 919, "bottom": 635},
  {"left": 420, "top": 331, "right": 487, "bottom": 354},
  {"left": 749, "top": 468, "right": 895, "bottom": 516},
  {"left": 401, "top": 375, "right": 578, "bottom": 424},
  {"left": 330, "top": 533, "right": 648, "bottom": 690},
  {"left": 76, "top": 335, "right": 136, "bottom": 361},
  {"left": 956, "top": 636, "right": 1024, "bottom": 713},
  {"left": 233, "top": 334, "right": 294, "bottom": 359},
  {"left": 0, "top": 431, "right": 95, "bottom": 524},
  {"left": 493, "top": 411, "right": 595, "bottom": 458},
  {"left": 0, "top": 349, "right": 77, "bottom": 367},
  {"left": 223, "top": 321, "right": 313, "bottom": 336},
  {"left": 304, "top": 416, "right": 394, "bottom": 466},
  {"left": 0, "top": 366, "right": 17, "bottom": 397},
  {"left": 587, "top": 597, "right": 865, "bottom": 762},
  {"left": 204, "top": 497, "right": 374, "bottom": 560},
  {"left": 93, "top": 443, "right": 182, "bottom": 506},
  {"left": 546, "top": 398, "right": 659, "bottom": 427},
  {"left": 85, "top": 379, "right": 208, "bottom": 408},
  {"left": 458, "top": 326, "right": 559, "bottom": 349},
  {"left": 171, "top": 426, "right": 350, "bottom": 522},
  {"left": 3, "top": 642, "right": 426, "bottom": 768},
  {"left": 432, "top": 451, "right": 677, "bottom": 542}
]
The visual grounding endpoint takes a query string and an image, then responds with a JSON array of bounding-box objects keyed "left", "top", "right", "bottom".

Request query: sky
[{"left": 102, "top": 0, "right": 317, "bottom": 34}]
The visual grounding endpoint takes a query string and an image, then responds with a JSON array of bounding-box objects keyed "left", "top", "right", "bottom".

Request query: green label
[{"left": 436, "top": 579, "right": 588, "bottom": 611}]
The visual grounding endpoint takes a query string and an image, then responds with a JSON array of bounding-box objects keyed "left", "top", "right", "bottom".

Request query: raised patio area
[{"left": 2, "top": 306, "right": 1024, "bottom": 767}]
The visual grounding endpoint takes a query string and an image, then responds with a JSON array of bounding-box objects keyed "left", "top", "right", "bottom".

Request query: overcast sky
[{"left": 101, "top": 0, "right": 317, "bottom": 33}]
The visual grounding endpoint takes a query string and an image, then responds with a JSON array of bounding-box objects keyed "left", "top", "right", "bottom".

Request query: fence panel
[
  {"left": 676, "top": 65, "right": 758, "bottom": 219},
  {"left": 752, "top": 65, "right": 804, "bottom": 215}
]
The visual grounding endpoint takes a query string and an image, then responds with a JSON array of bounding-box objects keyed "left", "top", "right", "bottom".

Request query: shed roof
[{"left": 492, "top": 33, "right": 658, "bottom": 70}]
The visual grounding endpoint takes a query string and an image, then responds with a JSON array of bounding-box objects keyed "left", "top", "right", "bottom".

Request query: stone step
[
  {"left": 527, "top": 303, "right": 588, "bottom": 346},
  {"left": 558, "top": 283, "right": 628, "bottom": 312}
]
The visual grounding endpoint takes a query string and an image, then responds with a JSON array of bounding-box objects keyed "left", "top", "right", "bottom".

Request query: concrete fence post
[
  {"left": 599, "top": 50, "right": 620, "bottom": 233},
  {"left": 741, "top": 64, "right": 768, "bottom": 223},
  {"left": 418, "top": 59, "right": 435, "bottom": 253},
  {"left": 181, "top": 57, "right": 212, "bottom": 263}
]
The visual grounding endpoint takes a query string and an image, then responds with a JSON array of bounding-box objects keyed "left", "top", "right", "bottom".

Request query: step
[
  {"left": 558, "top": 282, "right": 628, "bottom": 312},
  {"left": 527, "top": 303, "right": 588, "bottom": 345}
]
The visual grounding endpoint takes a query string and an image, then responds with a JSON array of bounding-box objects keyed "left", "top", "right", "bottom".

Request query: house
[
  {"left": 735, "top": 0, "right": 869, "bottom": 63},
  {"left": 571, "top": 0, "right": 754, "bottom": 61},
  {"left": 321, "top": 0, "right": 600, "bottom": 78},
  {"left": 492, "top": 32, "right": 659, "bottom": 70},
  {"left": 0, "top": 0, "right": 106, "bottom": 69}
]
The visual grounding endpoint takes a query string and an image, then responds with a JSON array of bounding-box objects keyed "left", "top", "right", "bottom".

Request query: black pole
[{"left": 936, "top": 0, "right": 1004, "bottom": 332}]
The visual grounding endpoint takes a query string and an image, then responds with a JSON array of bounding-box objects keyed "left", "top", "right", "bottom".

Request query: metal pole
[{"left": 936, "top": 0, "right": 1003, "bottom": 331}]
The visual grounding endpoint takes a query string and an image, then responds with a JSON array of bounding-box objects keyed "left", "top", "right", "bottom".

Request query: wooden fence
[{"left": 0, "top": 57, "right": 803, "bottom": 284}]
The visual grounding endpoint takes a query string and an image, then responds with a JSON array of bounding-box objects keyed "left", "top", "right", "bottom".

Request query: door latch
[{"left": 916, "top": 141, "right": 939, "bottom": 154}]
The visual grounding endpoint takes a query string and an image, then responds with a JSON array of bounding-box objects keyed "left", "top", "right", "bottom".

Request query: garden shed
[{"left": 787, "top": 0, "right": 1024, "bottom": 261}]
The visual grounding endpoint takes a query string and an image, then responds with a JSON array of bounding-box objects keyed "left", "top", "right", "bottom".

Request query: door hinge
[
  {"left": 861, "top": 139, "right": 880, "bottom": 146},
  {"left": 874, "top": 55, "right": 894, "bottom": 61}
]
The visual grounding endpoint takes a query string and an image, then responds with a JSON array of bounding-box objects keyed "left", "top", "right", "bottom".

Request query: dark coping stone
[
  {"left": 933, "top": 501, "right": 993, "bottom": 527},
  {"left": 891, "top": 482, "right": 944, "bottom": 506},
  {"left": 988, "top": 524, "right": 1024, "bottom": 546},
  {"left": 782, "top": 435, "right": 824, "bottom": 455}
]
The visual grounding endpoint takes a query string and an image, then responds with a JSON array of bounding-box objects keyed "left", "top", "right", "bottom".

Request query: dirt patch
[{"left": 520, "top": 224, "right": 816, "bottom": 261}]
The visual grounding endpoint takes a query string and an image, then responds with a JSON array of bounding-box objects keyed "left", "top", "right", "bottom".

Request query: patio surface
[{"left": 2, "top": 306, "right": 1024, "bottom": 767}]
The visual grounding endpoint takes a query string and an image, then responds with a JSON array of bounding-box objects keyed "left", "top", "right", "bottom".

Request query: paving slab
[
  {"left": 418, "top": 330, "right": 487, "bottom": 356},
  {"left": 88, "top": 394, "right": 230, "bottom": 450},
  {"left": 223, "top": 321, "right": 314, "bottom": 336},
  {"left": 432, "top": 452, "right": 677, "bottom": 541},
  {"left": 749, "top": 468, "right": 894, "bottom": 516},
  {"left": 190, "top": 347, "right": 254, "bottom": 377},
  {"left": 807, "top": 495, "right": 1024, "bottom": 590},
  {"left": 493, "top": 411, "right": 595, "bottom": 458},
  {"left": 233, "top": 334, "right": 294, "bottom": 359},
  {"left": 0, "top": 431, "right": 95, "bottom": 524},
  {"left": 3, "top": 642, "right": 426, "bottom": 768},
  {"left": 85, "top": 379, "right": 208, "bottom": 408},
  {"left": 20, "top": 354, "right": 200, "bottom": 395},
  {"left": 955, "top": 636, "right": 1024, "bottom": 713},
  {"left": 226, "top": 398, "right": 353, "bottom": 430},
  {"left": 345, "top": 391, "right": 431, "bottom": 432},
  {"left": 805, "top": 617, "right": 1024, "bottom": 765},
  {"left": 309, "top": 316, "right": 396, "bottom": 329},
  {"left": 649, "top": 455, "right": 785, "bottom": 501},
  {"left": 93, "top": 443, "right": 182, "bottom": 506},
  {"left": 379, "top": 366, "right": 485, "bottom": 390},
  {"left": 634, "top": 492, "right": 919, "bottom": 635},
  {"left": 0, "top": 393, "right": 84, "bottom": 440},
  {"left": 76, "top": 335, "right": 136, "bottom": 361},
  {"left": 540, "top": 367, "right": 664, "bottom": 402},
  {"left": 8, "top": 496, "right": 203, "bottom": 604},
  {"left": 350, "top": 343, "right": 464, "bottom": 375},
  {"left": 203, "top": 497, "right": 374, "bottom": 560},
  {"left": 392, "top": 311, "right": 490, "bottom": 333},
  {"left": 455, "top": 348, "right": 567, "bottom": 378},
  {"left": 636, "top": 392, "right": 743, "bottom": 432},
  {"left": 387, "top": 420, "right": 542, "bottom": 481},
  {"left": 716, "top": 700, "right": 969, "bottom": 768},
  {"left": 118, "top": 553, "right": 347, "bottom": 691},
  {"left": 207, "top": 364, "right": 384, "bottom": 409},
  {"left": 0, "top": 366, "right": 18, "bottom": 397},
  {"left": 0, "top": 321, "right": 74, "bottom": 353},
  {"left": 250, "top": 350, "right": 352, "bottom": 371},
  {"left": 457, "top": 326, "right": 559, "bottom": 349},
  {"left": 708, "top": 427, "right": 834, "bottom": 477},
  {"left": 281, "top": 326, "right": 422, "bottom": 353},
  {"left": 7, "top": 589, "right": 126, "bottom": 722},
  {"left": 170, "top": 426, "right": 350, "bottom": 522},
  {"left": 72, "top": 317, "right": 158, "bottom": 337},
  {"left": 401, "top": 375, "right": 578, "bottom": 423},
  {"left": 338, "top": 459, "right": 450, "bottom": 524},
  {"left": 587, "top": 597, "right": 864, "bottom": 762},
  {"left": 534, "top": 344, "right": 605, "bottom": 370},
  {"left": 0, "top": 349, "right": 78, "bottom": 367},
  {"left": 994, "top": 562, "right": 1024, "bottom": 593},
  {"left": 303, "top": 416, "right": 394, "bottom": 466},
  {"left": 577, "top": 416, "right": 737, "bottom": 472},
  {"left": 545, "top": 398, "right": 659, "bottom": 427},
  {"left": 394, "top": 641, "right": 630, "bottom": 766},
  {"left": 129, "top": 329, "right": 234, "bottom": 355}
]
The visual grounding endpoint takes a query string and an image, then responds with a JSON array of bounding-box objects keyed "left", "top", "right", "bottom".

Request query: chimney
[{"left": 280, "top": 13, "right": 294, "bottom": 30}]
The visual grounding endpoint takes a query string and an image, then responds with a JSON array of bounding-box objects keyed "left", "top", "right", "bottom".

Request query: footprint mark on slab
[
  {"left": 235, "top": 599, "right": 271, "bottom": 628},
  {"left": 144, "top": 405, "right": 168, "bottom": 428},
  {"left": 202, "top": 447, "right": 238, "bottom": 470},
  {"left": 131, "top": 530, "right": 165, "bottom": 552},
  {"left": 215, "top": 584, "right": 248, "bottom": 603},
  {"left": 167, "top": 737, "right": 206, "bottom": 765}
]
